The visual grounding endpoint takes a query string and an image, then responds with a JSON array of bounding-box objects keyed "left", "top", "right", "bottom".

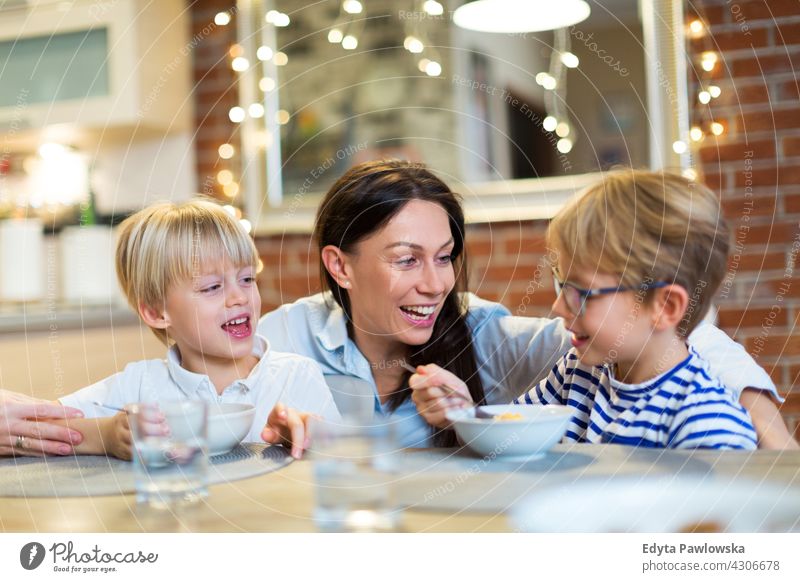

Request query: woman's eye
[{"left": 436, "top": 254, "right": 454, "bottom": 264}]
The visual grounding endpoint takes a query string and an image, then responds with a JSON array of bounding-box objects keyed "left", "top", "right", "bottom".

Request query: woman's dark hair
[{"left": 314, "top": 159, "right": 485, "bottom": 446}]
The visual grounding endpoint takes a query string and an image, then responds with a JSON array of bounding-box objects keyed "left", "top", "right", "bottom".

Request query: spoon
[{"left": 400, "top": 361, "right": 476, "bottom": 406}]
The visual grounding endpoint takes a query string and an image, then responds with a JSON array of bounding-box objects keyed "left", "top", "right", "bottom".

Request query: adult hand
[
  {"left": 410, "top": 364, "right": 473, "bottom": 430},
  {"left": 261, "top": 402, "right": 315, "bottom": 459},
  {"left": 740, "top": 388, "right": 799, "bottom": 450},
  {"left": 0, "top": 390, "right": 84, "bottom": 456}
]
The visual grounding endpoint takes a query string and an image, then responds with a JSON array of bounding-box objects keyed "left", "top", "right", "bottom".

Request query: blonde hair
[
  {"left": 116, "top": 199, "right": 258, "bottom": 345},
  {"left": 547, "top": 169, "right": 730, "bottom": 336}
]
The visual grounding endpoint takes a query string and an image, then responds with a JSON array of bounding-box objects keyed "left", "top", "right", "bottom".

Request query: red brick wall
[
  {"left": 688, "top": 0, "right": 800, "bottom": 434},
  {"left": 191, "top": 0, "right": 240, "bottom": 200}
]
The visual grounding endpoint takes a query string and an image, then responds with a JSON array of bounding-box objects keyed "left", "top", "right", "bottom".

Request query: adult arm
[
  {"left": 688, "top": 324, "right": 798, "bottom": 449},
  {"left": 0, "top": 390, "right": 84, "bottom": 456}
]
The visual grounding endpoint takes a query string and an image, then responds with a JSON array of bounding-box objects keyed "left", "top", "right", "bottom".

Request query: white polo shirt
[{"left": 60, "top": 335, "right": 341, "bottom": 442}]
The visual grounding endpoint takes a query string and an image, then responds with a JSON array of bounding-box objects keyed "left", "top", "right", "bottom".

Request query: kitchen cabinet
[{"left": 0, "top": 0, "right": 191, "bottom": 148}]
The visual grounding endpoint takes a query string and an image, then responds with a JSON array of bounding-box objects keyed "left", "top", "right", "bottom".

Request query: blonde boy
[
  {"left": 512, "top": 170, "right": 756, "bottom": 449},
  {"left": 58, "top": 200, "right": 339, "bottom": 459}
]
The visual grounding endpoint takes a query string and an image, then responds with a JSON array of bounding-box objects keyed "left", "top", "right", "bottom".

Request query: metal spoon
[{"left": 400, "top": 361, "right": 474, "bottom": 405}]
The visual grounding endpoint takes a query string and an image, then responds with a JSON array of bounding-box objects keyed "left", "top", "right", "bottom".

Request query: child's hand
[
  {"left": 410, "top": 364, "right": 473, "bottom": 429},
  {"left": 101, "top": 412, "right": 133, "bottom": 461},
  {"left": 261, "top": 402, "right": 315, "bottom": 459}
]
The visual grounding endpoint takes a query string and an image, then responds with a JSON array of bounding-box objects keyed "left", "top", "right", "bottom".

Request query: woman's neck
[{"left": 351, "top": 327, "right": 409, "bottom": 402}]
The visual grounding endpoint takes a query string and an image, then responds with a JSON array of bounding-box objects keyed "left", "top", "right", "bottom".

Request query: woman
[
  {"left": 259, "top": 160, "right": 794, "bottom": 449},
  {"left": 0, "top": 390, "right": 84, "bottom": 456}
]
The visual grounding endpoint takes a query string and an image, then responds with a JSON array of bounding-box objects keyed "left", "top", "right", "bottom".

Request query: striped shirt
[{"left": 513, "top": 348, "right": 757, "bottom": 450}]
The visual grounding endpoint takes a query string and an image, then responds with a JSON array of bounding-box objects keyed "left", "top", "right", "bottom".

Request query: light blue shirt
[{"left": 258, "top": 293, "right": 778, "bottom": 447}]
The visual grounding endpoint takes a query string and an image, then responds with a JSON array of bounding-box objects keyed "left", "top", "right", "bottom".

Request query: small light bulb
[
  {"left": 343, "top": 0, "right": 363, "bottom": 15},
  {"left": 239, "top": 218, "right": 253, "bottom": 233},
  {"left": 273, "top": 13, "right": 290, "bottom": 27},
  {"left": 709, "top": 85, "right": 721, "bottom": 98},
  {"left": 543, "top": 116, "right": 558, "bottom": 132},
  {"left": 217, "top": 170, "right": 234, "bottom": 185},
  {"left": 672, "top": 140, "right": 688, "bottom": 154},
  {"left": 218, "top": 144, "right": 235, "bottom": 159},
  {"left": 273, "top": 52, "right": 288, "bottom": 66},
  {"left": 698, "top": 91, "right": 711, "bottom": 104},
  {"left": 222, "top": 205, "right": 237, "bottom": 217},
  {"left": 342, "top": 35, "right": 358, "bottom": 50},
  {"left": 542, "top": 77, "right": 557, "bottom": 91},
  {"left": 701, "top": 51, "right": 717, "bottom": 72},
  {"left": 688, "top": 19, "right": 704, "bottom": 36},
  {"left": 557, "top": 138, "right": 573, "bottom": 154},
  {"left": 682, "top": 168, "right": 699, "bottom": 181},
  {"left": 711, "top": 122, "right": 724, "bottom": 136},
  {"left": 214, "top": 12, "right": 231, "bottom": 26},
  {"left": 328, "top": 29, "right": 343, "bottom": 44},
  {"left": 259, "top": 77, "right": 276, "bottom": 92},
  {"left": 690, "top": 127, "right": 704, "bottom": 142},
  {"left": 276, "top": 110, "right": 290, "bottom": 125},
  {"left": 556, "top": 122, "right": 570, "bottom": 137},
  {"left": 423, "top": 1, "right": 444, "bottom": 16},
  {"left": 404, "top": 36, "right": 424, "bottom": 53},
  {"left": 560, "top": 52, "right": 579, "bottom": 68},
  {"left": 249, "top": 103, "right": 265, "bottom": 118},
  {"left": 257, "top": 46, "right": 273, "bottom": 61},
  {"left": 228, "top": 107, "right": 245, "bottom": 123},
  {"left": 418, "top": 58, "right": 431, "bottom": 72},
  {"left": 223, "top": 182, "right": 240, "bottom": 198},
  {"left": 232, "top": 57, "right": 249, "bottom": 72},
  {"left": 425, "top": 61, "right": 442, "bottom": 77}
]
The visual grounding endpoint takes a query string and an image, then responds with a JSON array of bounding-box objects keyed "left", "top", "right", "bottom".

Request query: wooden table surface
[{"left": 2, "top": 445, "right": 798, "bottom": 533}]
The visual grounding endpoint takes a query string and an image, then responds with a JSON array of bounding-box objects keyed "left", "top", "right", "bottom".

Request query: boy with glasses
[{"left": 512, "top": 170, "right": 756, "bottom": 449}]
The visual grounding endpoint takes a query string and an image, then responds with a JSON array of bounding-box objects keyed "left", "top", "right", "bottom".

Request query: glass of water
[
  {"left": 127, "top": 400, "right": 209, "bottom": 509},
  {"left": 309, "top": 415, "right": 400, "bottom": 532}
]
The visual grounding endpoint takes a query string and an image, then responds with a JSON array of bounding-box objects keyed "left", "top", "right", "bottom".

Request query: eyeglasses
[{"left": 551, "top": 268, "right": 669, "bottom": 316}]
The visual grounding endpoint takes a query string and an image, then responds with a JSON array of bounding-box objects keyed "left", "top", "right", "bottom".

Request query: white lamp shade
[{"left": 454, "top": 0, "right": 591, "bottom": 33}]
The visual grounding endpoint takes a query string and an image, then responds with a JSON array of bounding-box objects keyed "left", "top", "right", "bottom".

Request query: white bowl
[
  {"left": 207, "top": 403, "right": 256, "bottom": 456},
  {"left": 510, "top": 475, "right": 800, "bottom": 532},
  {"left": 446, "top": 404, "right": 572, "bottom": 460}
]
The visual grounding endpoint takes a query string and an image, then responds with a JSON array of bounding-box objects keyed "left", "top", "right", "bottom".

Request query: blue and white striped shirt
[{"left": 513, "top": 348, "right": 757, "bottom": 450}]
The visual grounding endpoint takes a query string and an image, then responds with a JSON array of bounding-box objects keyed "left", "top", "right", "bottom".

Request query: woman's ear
[
  {"left": 138, "top": 302, "right": 170, "bottom": 329},
  {"left": 321, "top": 245, "right": 352, "bottom": 288},
  {"left": 651, "top": 284, "right": 690, "bottom": 332}
]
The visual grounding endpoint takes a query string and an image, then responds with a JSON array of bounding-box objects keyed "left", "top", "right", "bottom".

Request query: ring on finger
[{"left": 15, "top": 435, "right": 26, "bottom": 450}]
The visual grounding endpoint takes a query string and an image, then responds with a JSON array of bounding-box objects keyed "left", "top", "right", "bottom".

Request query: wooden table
[{"left": 1, "top": 445, "right": 798, "bottom": 533}]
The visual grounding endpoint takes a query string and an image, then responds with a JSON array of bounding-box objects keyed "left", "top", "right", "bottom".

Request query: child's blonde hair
[
  {"left": 547, "top": 169, "right": 729, "bottom": 336},
  {"left": 116, "top": 199, "right": 259, "bottom": 345}
]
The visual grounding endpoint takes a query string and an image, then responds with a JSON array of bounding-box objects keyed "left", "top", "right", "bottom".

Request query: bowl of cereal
[
  {"left": 207, "top": 403, "right": 256, "bottom": 456},
  {"left": 446, "top": 404, "right": 572, "bottom": 460}
]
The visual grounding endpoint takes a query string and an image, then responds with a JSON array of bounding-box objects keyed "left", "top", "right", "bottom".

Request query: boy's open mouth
[
  {"left": 570, "top": 331, "right": 590, "bottom": 348},
  {"left": 222, "top": 315, "right": 252, "bottom": 339}
]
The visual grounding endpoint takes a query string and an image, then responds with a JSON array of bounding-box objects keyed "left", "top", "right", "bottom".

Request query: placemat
[{"left": 0, "top": 443, "right": 292, "bottom": 498}]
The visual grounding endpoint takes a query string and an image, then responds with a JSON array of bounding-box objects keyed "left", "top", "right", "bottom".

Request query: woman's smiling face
[{"left": 342, "top": 199, "right": 457, "bottom": 350}]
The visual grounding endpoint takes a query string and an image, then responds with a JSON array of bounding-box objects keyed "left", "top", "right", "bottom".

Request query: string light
[
  {"left": 708, "top": 85, "right": 721, "bottom": 98},
  {"left": 256, "top": 46, "right": 273, "bottom": 61},
  {"left": 265, "top": 11, "right": 290, "bottom": 27},
  {"left": 328, "top": 28, "right": 344, "bottom": 43},
  {"left": 218, "top": 144, "right": 235, "bottom": 159},
  {"left": 232, "top": 57, "right": 249, "bottom": 72},
  {"left": 259, "top": 77, "right": 276, "bottom": 92},
  {"left": 560, "top": 52, "right": 579, "bottom": 68},
  {"left": 343, "top": 1, "right": 363, "bottom": 14},
  {"left": 342, "top": 35, "right": 358, "bottom": 50},
  {"left": 672, "top": 140, "right": 688, "bottom": 154},
  {"left": 557, "top": 138, "right": 573, "bottom": 154},
  {"left": 425, "top": 60, "right": 442, "bottom": 77},
  {"left": 214, "top": 12, "right": 231, "bottom": 26},
  {"left": 687, "top": 19, "right": 704, "bottom": 38},
  {"left": 556, "top": 122, "right": 570, "bottom": 137},
  {"left": 239, "top": 219, "right": 253, "bottom": 233},
  {"left": 418, "top": 58, "right": 430, "bottom": 72},
  {"left": 701, "top": 51, "right": 718, "bottom": 72},
  {"left": 423, "top": 1, "right": 444, "bottom": 16},
  {"left": 690, "top": 127, "right": 704, "bottom": 142},
  {"left": 404, "top": 36, "right": 424, "bottom": 53},
  {"left": 217, "top": 170, "right": 234, "bottom": 185},
  {"left": 273, "top": 52, "right": 288, "bottom": 65},
  {"left": 543, "top": 116, "right": 558, "bottom": 132},
  {"left": 698, "top": 90, "right": 711, "bottom": 104},
  {"left": 248, "top": 103, "right": 265, "bottom": 118},
  {"left": 535, "top": 72, "right": 557, "bottom": 90},
  {"left": 711, "top": 122, "right": 724, "bottom": 136},
  {"left": 276, "top": 110, "right": 290, "bottom": 125},
  {"left": 229, "top": 44, "right": 244, "bottom": 58},
  {"left": 222, "top": 205, "right": 237, "bottom": 217},
  {"left": 223, "top": 182, "right": 240, "bottom": 198},
  {"left": 228, "top": 107, "right": 245, "bottom": 123}
]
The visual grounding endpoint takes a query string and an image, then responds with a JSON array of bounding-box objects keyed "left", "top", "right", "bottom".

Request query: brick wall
[{"left": 688, "top": 0, "right": 800, "bottom": 434}]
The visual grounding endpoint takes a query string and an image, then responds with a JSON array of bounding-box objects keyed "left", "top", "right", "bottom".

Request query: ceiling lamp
[{"left": 453, "top": 0, "right": 590, "bottom": 33}]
